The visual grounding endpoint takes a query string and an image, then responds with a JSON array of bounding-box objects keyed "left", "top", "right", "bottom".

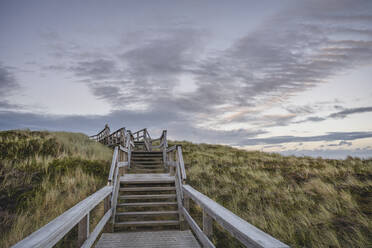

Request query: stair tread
[
  {"left": 120, "top": 187, "right": 175, "bottom": 191},
  {"left": 116, "top": 210, "right": 179, "bottom": 216},
  {"left": 115, "top": 220, "right": 180, "bottom": 226},
  {"left": 117, "top": 201, "right": 177, "bottom": 207},
  {"left": 119, "top": 194, "right": 176, "bottom": 199},
  {"left": 120, "top": 174, "right": 174, "bottom": 183}
]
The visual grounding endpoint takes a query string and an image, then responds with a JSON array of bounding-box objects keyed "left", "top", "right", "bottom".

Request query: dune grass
[
  {"left": 170, "top": 141, "right": 372, "bottom": 248},
  {"left": 0, "top": 130, "right": 112, "bottom": 247},
  {"left": 1, "top": 131, "right": 371, "bottom": 247}
]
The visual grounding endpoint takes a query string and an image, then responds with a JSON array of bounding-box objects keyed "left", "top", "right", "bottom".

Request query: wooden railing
[
  {"left": 12, "top": 130, "right": 133, "bottom": 248},
  {"left": 166, "top": 144, "right": 289, "bottom": 248},
  {"left": 89, "top": 125, "right": 110, "bottom": 143},
  {"left": 14, "top": 125, "right": 289, "bottom": 248},
  {"left": 90, "top": 126, "right": 126, "bottom": 147}
]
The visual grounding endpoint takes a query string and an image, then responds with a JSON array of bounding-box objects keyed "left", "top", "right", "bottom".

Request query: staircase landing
[{"left": 95, "top": 230, "right": 200, "bottom": 248}]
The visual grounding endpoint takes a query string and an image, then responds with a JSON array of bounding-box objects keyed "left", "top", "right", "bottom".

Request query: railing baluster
[
  {"left": 203, "top": 209, "right": 213, "bottom": 238},
  {"left": 78, "top": 213, "right": 90, "bottom": 246}
]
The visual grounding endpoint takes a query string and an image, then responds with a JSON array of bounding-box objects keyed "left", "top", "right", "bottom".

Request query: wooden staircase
[
  {"left": 114, "top": 173, "right": 181, "bottom": 231},
  {"left": 129, "top": 151, "right": 166, "bottom": 173},
  {"left": 14, "top": 126, "right": 289, "bottom": 248}
]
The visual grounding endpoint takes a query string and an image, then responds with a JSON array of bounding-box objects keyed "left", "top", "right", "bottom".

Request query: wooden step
[
  {"left": 120, "top": 174, "right": 174, "bottom": 184},
  {"left": 132, "top": 157, "right": 162, "bottom": 161},
  {"left": 119, "top": 194, "right": 176, "bottom": 200},
  {"left": 132, "top": 152, "right": 162, "bottom": 155},
  {"left": 120, "top": 187, "right": 175, "bottom": 192},
  {"left": 132, "top": 161, "right": 163, "bottom": 165},
  {"left": 115, "top": 220, "right": 180, "bottom": 227},
  {"left": 117, "top": 202, "right": 177, "bottom": 207},
  {"left": 132, "top": 164, "right": 163, "bottom": 168},
  {"left": 116, "top": 210, "right": 178, "bottom": 217},
  {"left": 128, "top": 169, "right": 166, "bottom": 173}
]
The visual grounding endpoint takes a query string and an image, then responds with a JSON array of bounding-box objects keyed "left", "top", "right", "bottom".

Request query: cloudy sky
[{"left": 1, "top": 0, "right": 372, "bottom": 158}]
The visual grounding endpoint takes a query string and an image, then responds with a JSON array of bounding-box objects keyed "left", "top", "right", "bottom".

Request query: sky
[{"left": 1, "top": 0, "right": 372, "bottom": 159}]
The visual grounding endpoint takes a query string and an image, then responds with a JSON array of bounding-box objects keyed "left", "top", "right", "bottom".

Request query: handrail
[
  {"left": 182, "top": 185, "right": 289, "bottom": 248},
  {"left": 166, "top": 140, "right": 289, "bottom": 247},
  {"left": 12, "top": 186, "right": 113, "bottom": 248},
  {"left": 108, "top": 146, "right": 118, "bottom": 184},
  {"left": 13, "top": 126, "right": 134, "bottom": 248},
  {"left": 90, "top": 125, "right": 110, "bottom": 142},
  {"left": 177, "top": 146, "right": 186, "bottom": 181}
]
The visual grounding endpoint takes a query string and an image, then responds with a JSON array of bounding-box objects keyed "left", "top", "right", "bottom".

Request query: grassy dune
[
  {"left": 0, "top": 130, "right": 112, "bottom": 247},
  {"left": 171, "top": 141, "right": 372, "bottom": 248},
  {"left": 1, "top": 131, "right": 371, "bottom": 247}
]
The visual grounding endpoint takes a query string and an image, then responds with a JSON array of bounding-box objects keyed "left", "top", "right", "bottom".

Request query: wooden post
[
  {"left": 168, "top": 151, "right": 173, "bottom": 175},
  {"left": 78, "top": 213, "right": 89, "bottom": 246},
  {"left": 103, "top": 195, "right": 111, "bottom": 232},
  {"left": 184, "top": 195, "right": 190, "bottom": 212},
  {"left": 203, "top": 209, "right": 213, "bottom": 238},
  {"left": 181, "top": 195, "right": 190, "bottom": 230}
]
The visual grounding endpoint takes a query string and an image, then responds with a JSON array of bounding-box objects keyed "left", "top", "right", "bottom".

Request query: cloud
[
  {"left": 2, "top": 0, "right": 372, "bottom": 158},
  {"left": 70, "top": 59, "right": 119, "bottom": 79},
  {"left": 0, "top": 63, "right": 18, "bottom": 95},
  {"left": 279, "top": 148, "right": 372, "bottom": 159},
  {"left": 329, "top": 107, "right": 372, "bottom": 119},
  {"left": 295, "top": 106, "right": 372, "bottom": 124},
  {"left": 339, "top": 140, "right": 352, "bottom": 146},
  {"left": 240, "top": 132, "right": 372, "bottom": 146},
  {"left": 0, "top": 63, "right": 20, "bottom": 110},
  {"left": 37, "top": 1, "right": 372, "bottom": 133}
]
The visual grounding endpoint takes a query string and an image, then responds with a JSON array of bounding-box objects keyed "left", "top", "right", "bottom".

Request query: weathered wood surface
[
  {"left": 120, "top": 173, "right": 175, "bottom": 183},
  {"left": 183, "top": 185, "right": 290, "bottom": 248},
  {"left": 108, "top": 146, "right": 118, "bottom": 184},
  {"left": 95, "top": 230, "right": 200, "bottom": 248},
  {"left": 182, "top": 207, "right": 215, "bottom": 248},
  {"left": 12, "top": 186, "right": 112, "bottom": 248},
  {"left": 81, "top": 209, "right": 112, "bottom": 248}
]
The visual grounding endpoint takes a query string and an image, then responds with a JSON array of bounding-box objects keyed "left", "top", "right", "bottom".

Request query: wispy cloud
[
  {"left": 296, "top": 106, "right": 372, "bottom": 123},
  {"left": 0, "top": 63, "right": 20, "bottom": 110},
  {"left": 240, "top": 132, "right": 372, "bottom": 146}
]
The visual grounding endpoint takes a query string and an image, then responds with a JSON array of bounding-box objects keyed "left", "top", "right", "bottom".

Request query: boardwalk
[{"left": 12, "top": 126, "right": 289, "bottom": 248}]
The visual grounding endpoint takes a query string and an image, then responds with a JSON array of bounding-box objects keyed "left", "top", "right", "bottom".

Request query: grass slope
[
  {"left": 171, "top": 141, "right": 372, "bottom": 248},
  {"left": 0, "top": 130, "right": 112, "bottom": 247},
  {"left": 1, "top": 131, "right": 371, "bottom": 247}
]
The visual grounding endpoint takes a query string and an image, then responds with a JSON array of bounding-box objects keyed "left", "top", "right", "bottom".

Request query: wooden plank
[
  {"left": 120, "top": 173, "right": 175, "bottom": 184},
  {"left": 95, "top": 230, "right": 200, "bottom": 248},
  {"left": 120, "top": 186, "right": 175, "bottom": 192},
  {"left": 78, "top": 213, "right": 89, "bottom": 246},
  {"left": 115, "top": 220, "right": 179, "bottom": 227},
  {"left": 166, "top": 145, "right": 177, "bottom": 152},
  {"left": 182, "top": 207, "right": 215, "bottom": 248},
  {"left": 177, "top": 146, "right": 187, "bottom": 181},
  {"left": 117, "top": 202, "right": 177, "bottom": 207},
  {"left": 182, "top": 185, "right": 289, "bottom": 248},
  {"left": 119, "top": 145, "right": 128, "bottom": 153},
  {"left": 116, "top": 210, "right": 178, "bottom": 216},
  {"left": 81, "top": 209, "right": 112, "bottom": 248},
  {"left": 12, "top": 186, "right": 112, "bottom": 248},
  {"left": 111, "top": 166, "right": 120, "bottom": 225},
  {"left": 184, "top": 195, "right": 190, "bottom": 212},
  {"left": 117, "top": 161, "right": 128, "bottom": 168},
  {"left": 203, "top": 209, "right": 213, "bottom": 238},
  {"left": 119, "top": 194, "right": 176, "bottom": 200},
  {"left": 108, "top": 147, "right": 118, "bottom": 184},
  {"left": 174, "top": 167, "right": 184, "bottom": 226}
]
